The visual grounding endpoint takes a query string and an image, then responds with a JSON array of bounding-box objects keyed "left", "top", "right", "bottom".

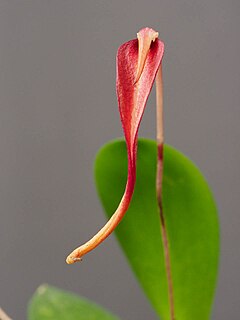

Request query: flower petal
[{"left": 66, "top": 28, "right": 164, "bottom": 264}]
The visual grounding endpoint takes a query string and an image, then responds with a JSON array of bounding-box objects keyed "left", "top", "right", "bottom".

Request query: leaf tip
[{"left": 36, "top": 284, "right": 48, "bottom": 295}]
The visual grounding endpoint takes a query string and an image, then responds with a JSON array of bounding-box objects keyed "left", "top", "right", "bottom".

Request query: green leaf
[
  {"left": 95, "top": 139, "right": 219, "bottom": 320},
  {"left": 28, "top": 284, "right": 119, "bottom": 320}
]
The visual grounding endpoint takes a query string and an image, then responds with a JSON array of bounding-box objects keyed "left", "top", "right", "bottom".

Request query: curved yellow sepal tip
[
  {"left": 135, "top": 27, "right": 159, "bottom": 84},
  {"left": 66, "top": 255, "right": 82, "bottom": 264}
]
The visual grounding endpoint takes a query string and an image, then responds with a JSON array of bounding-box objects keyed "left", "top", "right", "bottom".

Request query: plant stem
[{"left": 156, "top": 65, "right": 175, "bottom": 320}]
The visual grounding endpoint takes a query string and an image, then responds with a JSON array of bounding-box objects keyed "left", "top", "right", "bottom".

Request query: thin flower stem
[{"left": 156, "top": 65, "right": 175, "bottom": 320}]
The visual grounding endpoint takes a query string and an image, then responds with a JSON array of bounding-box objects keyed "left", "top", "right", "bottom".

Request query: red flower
[{"left": 67, "top": 27, "right": 164, "bottom": 264}]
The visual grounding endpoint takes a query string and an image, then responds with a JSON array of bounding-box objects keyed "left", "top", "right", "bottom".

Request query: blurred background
[{"left": 0, "top": 1, "right": 239, "bottom": 319}]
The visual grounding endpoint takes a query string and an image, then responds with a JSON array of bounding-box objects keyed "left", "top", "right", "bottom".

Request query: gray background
[{"left": 0, "top": 1, "right": 239, "bottom": 319}]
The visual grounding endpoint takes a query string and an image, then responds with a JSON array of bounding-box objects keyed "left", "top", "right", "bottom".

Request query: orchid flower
[{"left": 66, "top": 27, "right": 164, "bottom": 264}]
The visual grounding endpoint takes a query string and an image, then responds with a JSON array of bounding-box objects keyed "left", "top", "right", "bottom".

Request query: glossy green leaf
[
  {"left": 28, "top": 284, "right": 119, "bottom": 320},
  {"left": 95, "top": 139, "right": 219, "bottom": 320}
]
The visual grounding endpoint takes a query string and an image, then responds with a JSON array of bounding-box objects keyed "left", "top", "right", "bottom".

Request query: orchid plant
[{"left": 27, "top": 27, "right": 219, "bottom": 320}]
